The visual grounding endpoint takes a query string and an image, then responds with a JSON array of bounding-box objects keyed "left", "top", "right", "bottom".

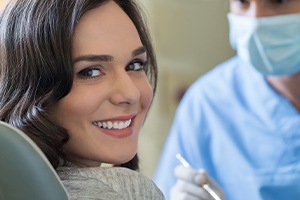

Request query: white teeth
[
  {"left": 118, "top": 121, "right": 124, "bottom": 129},
  {"left": 113, "top": 122, "right": 119, "bottom": 129},
  {"left": 107, "top": 121, "right": 113, "bottom": 129},
  {"left": 94, "top": 119, "right": 131, "bottom": 130}
]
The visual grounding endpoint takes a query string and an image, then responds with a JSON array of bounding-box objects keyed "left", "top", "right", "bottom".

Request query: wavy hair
[{"left": 0, "top": 0, "right": 157, "bottom": 170}]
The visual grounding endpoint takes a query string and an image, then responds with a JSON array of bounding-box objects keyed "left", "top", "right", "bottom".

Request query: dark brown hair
[{"left": 0, "top": 0, "right": 157, "bottom": 170}]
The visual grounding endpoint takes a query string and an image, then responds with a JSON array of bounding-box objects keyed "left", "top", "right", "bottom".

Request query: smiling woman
[
  {"left": 0, "top": 0, "right": 163, "bottom": 199},
  {"left": 49, "top": 2, "right": 153, "bottom": 168}
]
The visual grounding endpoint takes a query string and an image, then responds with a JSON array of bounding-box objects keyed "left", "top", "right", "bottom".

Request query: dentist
[{"left": 155, "top": 0, "right": 300, "bottom": 199}]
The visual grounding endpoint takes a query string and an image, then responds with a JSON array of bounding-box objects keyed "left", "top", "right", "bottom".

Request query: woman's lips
[
  {"left": 92, "top": 114, "right": 136, "bottom": 138},
  {"left": 93, "top": 119, "right": 131, "bottom": 130}
]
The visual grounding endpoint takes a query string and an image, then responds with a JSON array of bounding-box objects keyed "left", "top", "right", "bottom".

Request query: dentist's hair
[{"left": 0, "top": 0, "right": 157, "bottom": 170}]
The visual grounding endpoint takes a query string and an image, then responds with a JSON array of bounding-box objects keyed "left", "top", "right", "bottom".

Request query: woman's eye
[
  {"left": 77, "top": 67, "right": 102, "bottom": 78},
  {"left": 126, "top": 60, "right": 146, "bottom": 71}
]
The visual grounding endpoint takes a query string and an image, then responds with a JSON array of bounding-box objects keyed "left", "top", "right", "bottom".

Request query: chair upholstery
[{"left": 0, "top": 121, "right": 69, "bottom": 200}]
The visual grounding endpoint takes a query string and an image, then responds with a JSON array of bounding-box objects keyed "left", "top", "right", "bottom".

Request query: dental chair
[{"left": 0, "top": 121, "right": 69, "bottom": 200}]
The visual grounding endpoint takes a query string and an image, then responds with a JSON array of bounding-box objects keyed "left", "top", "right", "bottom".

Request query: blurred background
[
  {"left": 0, "top": 0, "right": 235, "bottom": 178},
  {"left": 137, "top": 0, "right": 235, "bottom": 178}
]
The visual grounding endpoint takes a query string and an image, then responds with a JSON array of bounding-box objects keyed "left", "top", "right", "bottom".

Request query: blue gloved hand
[{"left": 170, "top": 165, "right": 224, "bottom": 200}]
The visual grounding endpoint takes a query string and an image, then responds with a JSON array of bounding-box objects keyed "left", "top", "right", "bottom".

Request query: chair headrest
[{"left": 0, "top": 121, "right": 69, "bottom": 200}]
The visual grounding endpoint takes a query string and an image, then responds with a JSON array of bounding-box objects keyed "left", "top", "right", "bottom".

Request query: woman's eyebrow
[
  {"left": 132, "top": 46, "right": 147, "bottom": 57},
  {"left": 73, "top": 46, "right": 146, "bottom": 64},
  {"left": 73, "top": 55, "right": 114, "bottom": 63}
]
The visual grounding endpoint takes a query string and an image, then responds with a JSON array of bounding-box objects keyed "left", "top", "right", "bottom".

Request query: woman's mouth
[
  {"left": 92, "top": 119, "right": 132, "bottom": 130},
  {"left": 92, "top": 113, "right": 137, "bottom": 138}
]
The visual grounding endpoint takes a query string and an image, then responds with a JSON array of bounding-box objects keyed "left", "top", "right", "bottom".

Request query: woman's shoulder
[{"left": 57, "top": 166, "right": 165, "bottom": 200}]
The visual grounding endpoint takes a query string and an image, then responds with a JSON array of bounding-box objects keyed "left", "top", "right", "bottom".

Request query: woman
[{"left": 0, "top": 0, "right": 164, "bottom": 199}]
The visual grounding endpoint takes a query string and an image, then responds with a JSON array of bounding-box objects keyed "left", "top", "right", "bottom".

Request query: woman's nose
[{"left": 109, "top": 72, "right": 140, "bottom": 105}]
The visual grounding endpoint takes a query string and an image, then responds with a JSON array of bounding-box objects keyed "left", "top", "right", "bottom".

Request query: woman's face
[{"left": 50, "top": 1, "right": 153, "bottom": 167}]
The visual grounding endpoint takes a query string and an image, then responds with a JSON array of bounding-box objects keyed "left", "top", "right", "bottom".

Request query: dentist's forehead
[
  {"left": 230, "top": 0, "right": 300, "bottom": 3},
  {"left": 230, "top": 0, "right": 300, "bottom": 17}
]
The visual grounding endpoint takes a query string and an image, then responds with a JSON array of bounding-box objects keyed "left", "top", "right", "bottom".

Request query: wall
[{"left": 137, "top": 0, "right": 235, "bottom": 178}]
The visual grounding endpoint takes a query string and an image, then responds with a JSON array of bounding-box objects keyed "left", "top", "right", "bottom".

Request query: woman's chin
[{"left": 105, "top": 151, "right": 137, "bottom": 166}]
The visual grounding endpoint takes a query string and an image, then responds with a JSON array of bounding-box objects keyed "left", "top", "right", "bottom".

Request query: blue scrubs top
[{"left": 154, "top": 56, "right": 300, "bottom": 200}]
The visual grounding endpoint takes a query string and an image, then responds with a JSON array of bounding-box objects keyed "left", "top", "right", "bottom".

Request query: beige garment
[{"left": 56, "top": 163, "right": 165, "bottom": 200}]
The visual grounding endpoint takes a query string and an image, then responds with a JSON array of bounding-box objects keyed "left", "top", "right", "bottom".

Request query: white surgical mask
[{"left": 228, "top": 13, "right": 300, "bottom": 76}]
